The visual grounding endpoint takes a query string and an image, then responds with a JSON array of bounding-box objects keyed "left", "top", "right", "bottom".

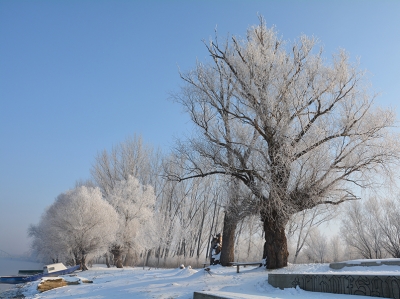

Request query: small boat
[
  {"left": 18, "top": 270, "right": 44, "bottom": 275},
  {"left": 0, "top": 263, "right": 80, "bottom": 284}
]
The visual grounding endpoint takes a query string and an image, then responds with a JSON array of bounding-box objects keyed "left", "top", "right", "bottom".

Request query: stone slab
[
  {"left": 268, "top": 273, "right": 400, "bottom": 299},
  {"left": 193, "top": 292, "right": 231, "bottom": 299},
  {"left": 330, "top": 259, "right": 400, "bottom": 270},
  {"left": 193, "top": 291, "right": 271, "bottom": 299}
]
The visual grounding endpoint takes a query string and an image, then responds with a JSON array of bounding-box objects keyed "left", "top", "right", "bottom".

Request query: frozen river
[{"left": 0, "top": 257, "right": 43, "bottom": 294}]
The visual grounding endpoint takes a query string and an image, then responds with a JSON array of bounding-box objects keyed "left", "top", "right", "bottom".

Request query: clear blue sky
[{"left": 1, "top": 0, "right": 399, "bottom": 256}]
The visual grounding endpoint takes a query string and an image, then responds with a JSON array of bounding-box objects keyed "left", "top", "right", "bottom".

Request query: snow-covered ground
[{"left": 2, "top": 261, "right": 400, "bottom": 299}]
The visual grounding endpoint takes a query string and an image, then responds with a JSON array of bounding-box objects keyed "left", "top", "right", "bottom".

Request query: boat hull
[{"left": 0, "top": 265, "right": 80, "bottom": 284}]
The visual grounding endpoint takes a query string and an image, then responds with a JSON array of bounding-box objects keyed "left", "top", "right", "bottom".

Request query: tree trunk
[
  {"left": 205, "top": 199, "right": 218, "bottom": 260},
  {"left": 196, "top": 210, "right": 206, "bottom": 258},
  {"left": 111, "top": 245, "right": 124, "bottom": 268},
  {"left": 115, "top": 256, "right": 123, "bottom": 268},
  {"left": 124, "top": 248, "right": 135, "bottom": 266},
  {"left": 142, "top": 249, "right": 148, "bottom": 269},
  {"left": 220, "top": 213, "right": 238, "bottom": 266},
  {"left": 105, "top": 254, "right": 110, "bottom": 268},
  {"left": 80, "top": 255, "right": 88, "bottom": 271},
  {"left": 263, "top": 217, "right": 289, "bottom": 269}
]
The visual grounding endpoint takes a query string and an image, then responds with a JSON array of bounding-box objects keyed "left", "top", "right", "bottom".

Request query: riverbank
[{"left": 0, "top": 257, "right": 43, "bottom": 294}]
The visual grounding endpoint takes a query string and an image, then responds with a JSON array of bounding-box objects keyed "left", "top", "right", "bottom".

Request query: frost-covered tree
[
  {"left": 287, "top": 205, "right": 337, "bottom": 263},
  {"left": 342, "top": 196, "right": 400, "bottom": 259},
  {"left": 91, "top": 135, "right": 161, "bottom": 197},
  {"left": 106, "top": 175, "right": 156, "bottom": 267},
  {"left": 171, "top": 16, "right": 400, "bottom": 269},
  {"left": 330, "top": 234, "right": 343, "bottom": 262},
  {"left": 234, "top": 215, "right": 264, "bottom": 262},
  {"left": 29, "top": 186, "right": 118, "bottom": 270},
  {"left": 379, "top": 197, "right": 400, "bottom": 257},
  {"left": 341, "top": 198, "right": 386, "bottom": 259},
  {"left": 159, "top": 156, "right": 226, "bottom": 265},
  {"left": 91, "top": 136, "right": 167, "bottom": 266},
  {"left": 29, "top": 219, "right": 67, "bottom": 264},
  {"left": 304, "top": 228, "right": 329, "bottom": 263}
]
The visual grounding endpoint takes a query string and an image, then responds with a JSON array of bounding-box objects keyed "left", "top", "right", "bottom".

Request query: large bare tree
[{"left": 170, "top": 17, "right": 400, "bottom": 269}]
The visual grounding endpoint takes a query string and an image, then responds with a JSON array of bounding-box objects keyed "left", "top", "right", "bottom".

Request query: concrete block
[
  {"left": 193, "top": 291, "right": 276, "bottom": 299},
  {"left": 268, "top": 273, "right": 400, "bottom": 299},
  {"left": 329, "top": 262, "right": 346, "bottom": 269},
  {"left": 193, "top": 292, "right": 231, "bottom": 299},
  {"left": 329, "top": 259, "right": 400, "bottom": 270}
]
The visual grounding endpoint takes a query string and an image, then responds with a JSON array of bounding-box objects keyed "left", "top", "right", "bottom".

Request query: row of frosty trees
[
  {"left": 29, "top": 17, "right": 400, "bottom": 270},
  {"left": 29, "top": 137, "right": 235, "bottom": 270}
]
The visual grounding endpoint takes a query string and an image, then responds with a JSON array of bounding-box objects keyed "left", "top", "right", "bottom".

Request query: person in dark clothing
[
  {"left": 209, "top": 236, "right": 218, "bottom": 264},
  {"left": 210, "top": 233, "right": 222, "bottom": 265}
]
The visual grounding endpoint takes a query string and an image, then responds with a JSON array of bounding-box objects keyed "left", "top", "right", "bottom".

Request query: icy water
[{"left": 0, "top": 257, "right": 43, "bottom": 294}]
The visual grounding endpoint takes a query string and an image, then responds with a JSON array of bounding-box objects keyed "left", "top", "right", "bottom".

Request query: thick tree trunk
[
  {"left": 115, "top": 256, "right": 123, "bottom": 268},
  {"left": 124, "top": 248, "right": 136, "bottom": 266},
  {"left": 263, "top": 217, "right": 289, "bottom": 269},
  {"left": 80, "top": 255, "right": 88, "bottom": 271},
  {"left": 74, "top": 252, "right": 88, "bottom": 271},
  {"left": 111, "top": 245, "right": 124, "bottom": 268},
  {"left": 220, "top": 213, "right": 238, "bottom": 266}
]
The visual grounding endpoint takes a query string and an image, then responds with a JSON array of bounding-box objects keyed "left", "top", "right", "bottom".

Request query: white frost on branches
[
  {"left": 106, "top": 175, "right": 156, "bottom": 254},
  {"left": 29, "top": 186, "right": 118, "bottom": 267}
]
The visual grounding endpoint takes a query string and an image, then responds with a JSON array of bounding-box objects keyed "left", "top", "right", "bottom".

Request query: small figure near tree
[{"left": 210, "top": 233, "right": 222, "bottom": 265}]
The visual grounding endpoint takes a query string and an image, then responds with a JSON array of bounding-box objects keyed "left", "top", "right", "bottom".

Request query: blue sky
[{"left": 1, "top": 0, "right": 399, "bottom": 256}]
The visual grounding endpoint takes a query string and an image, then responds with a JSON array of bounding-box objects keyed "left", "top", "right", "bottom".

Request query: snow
[{"left": 2, "top": 261, "right": 400, "bottom": 299}]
